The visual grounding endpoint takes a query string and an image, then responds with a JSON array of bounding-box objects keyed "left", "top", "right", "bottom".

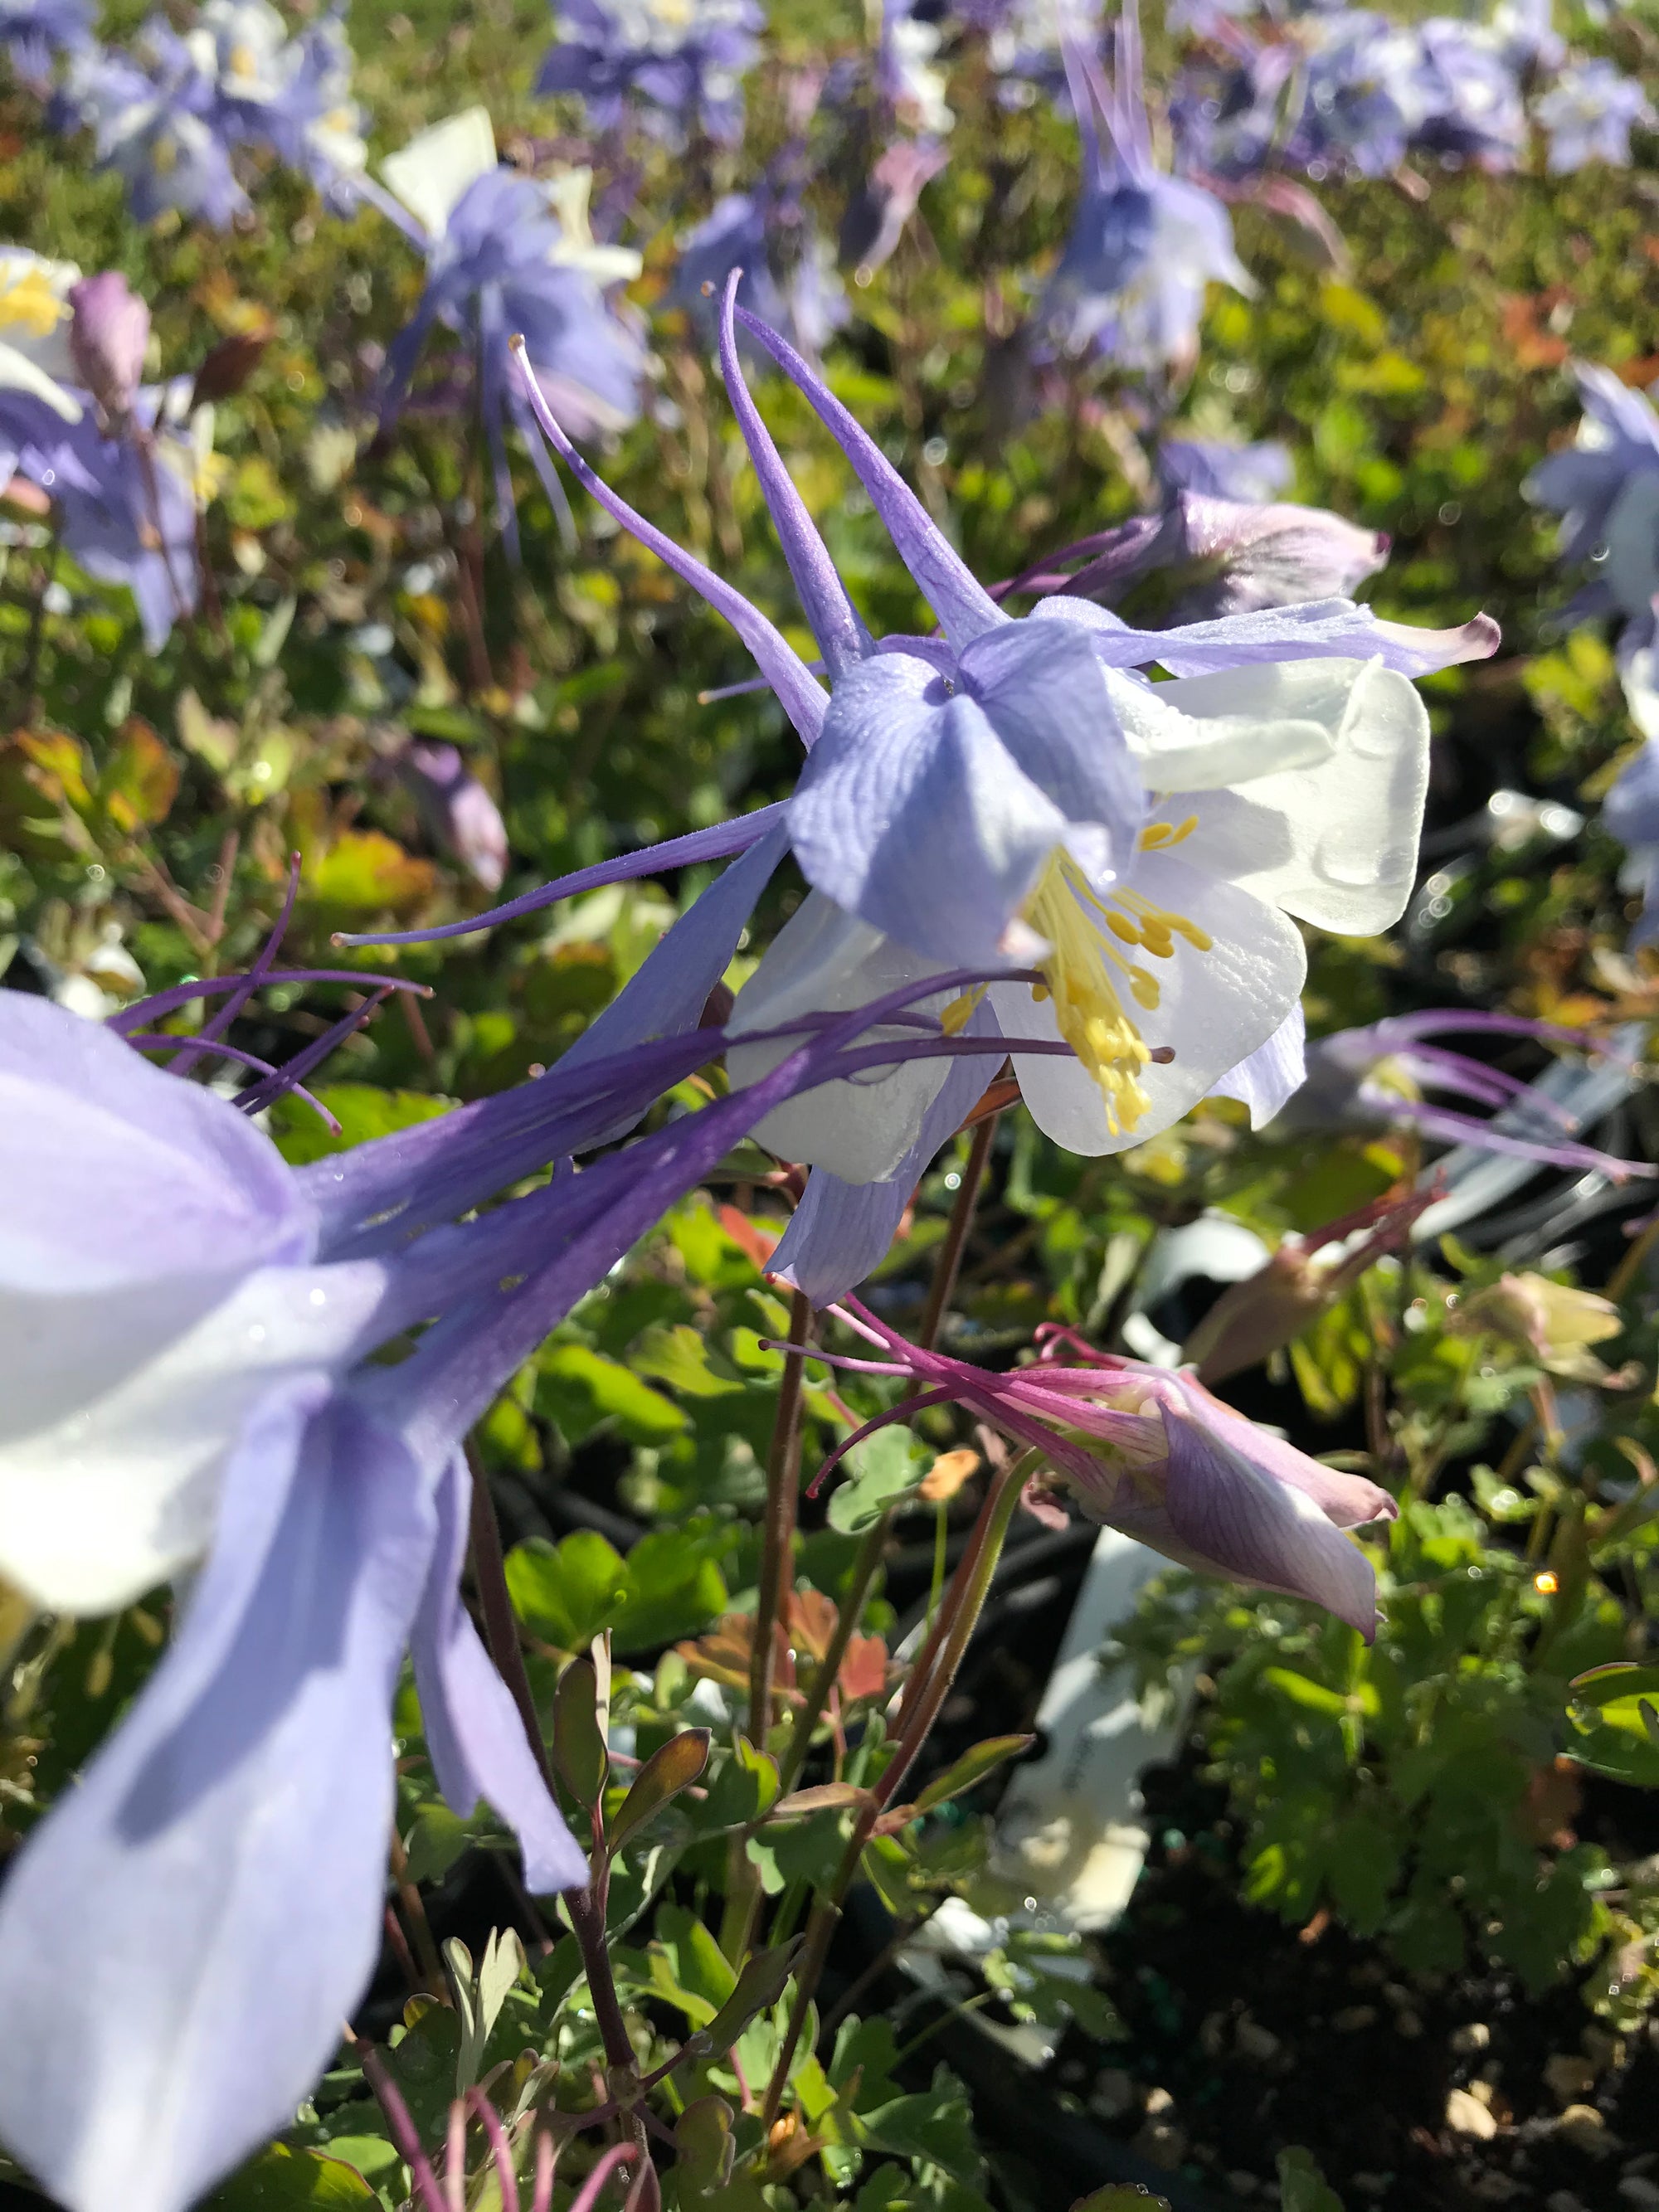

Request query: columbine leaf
[
  {"left": 553, "top": 1657, "right": 609, "bottom": 1808},
  {"left": 609, "top": 1728, "right": 711, "bottom": 1855},
  {"left": 912, "top": 1735, "right": 1034, "bottom": 1815},
  {"left": 698, "top": 1938, "right": 805, "bottom": 2058}
]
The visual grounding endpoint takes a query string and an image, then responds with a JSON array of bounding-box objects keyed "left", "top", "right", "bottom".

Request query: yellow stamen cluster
[
  {"left": 0, "top": 266, "right": 66, "bottom": 340},
  {"left": 1022, "top": 829, "right": 1212, "bottom": 1135}
]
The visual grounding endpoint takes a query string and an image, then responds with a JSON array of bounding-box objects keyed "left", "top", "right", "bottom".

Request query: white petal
[
  {"left": 990, "top": 853, "right": 1306, "bottom": 1155},
  {"left": 1167, "top": 657, "right": 1429, "bottom": 934},
  {"left": 381, "top": 106, "right": 498, "bottom": 240},
  {"left": 728, "top": 891, "right": 956, "bottom": 1184},
  {"left": 0, "top": 1261, "right": 387, "bottom": 1615},
  {"left": 0, "top": 340, "right": 81, "bottom": 421},
  {"left": 1104, "top": 662, "right": 1335, "bottom": 791}
]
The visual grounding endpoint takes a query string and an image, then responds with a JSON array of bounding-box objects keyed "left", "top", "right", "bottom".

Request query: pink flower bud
[
  {"left": 67, "top": 271, "right": 151, "bottom": 425},
  {"left": 399, "top": 739, "right": 509, "bottom": 892}
]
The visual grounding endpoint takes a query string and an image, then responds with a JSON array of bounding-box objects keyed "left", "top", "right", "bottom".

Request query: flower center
[
  {"left": 0, "top": 266, "right": 66, "bottom": 340},
  {"left": 1022, "top": 824, "right": 1209, "bottom": 1136}
]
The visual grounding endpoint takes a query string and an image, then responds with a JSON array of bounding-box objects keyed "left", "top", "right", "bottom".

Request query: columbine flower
[
  {"left": 673, "top": 158, "right": 848, "bottom": 365},
  {"left": 537, "top": 0, "right": 764, "bottom": 146},
  {"left": 1272, "top": 1009, "right": 1653, "bottom": 1179},
  {"left": 1525, "top": 362, "right": 1659, "bottom": 739},
  {"left": 377, "top": 107, "right": 647, "bottom": 554},
  {"left": 201, "top": 0, "right": 367, "bottom": 198},
  {"left": 1535, "top": 57, "right": 1654, "bottom": 172},
  {"left": 996, "top": 489, "right": 1389, "bottom": 622},
  {"left": 1602, "top": 735, "right": 1659, "bottom": 946},
  {"left": 0, "top": 246, "right": 85, "bottom": 427},
  {"left": 0, "top": 0, "right": 92, "bottom": 83},
  {"left": 0, "top": 920, "right": 1017, "bottom": 2212},
  {"left": 60, "top": 27, "right": 251, "bottom": 226},
  {"left": 4, "top": 369, "right": 216, "bottom": 649},
  {"left": 401, "top": 274, "right": 1496, "bottom": 1317},
  {"left": 397, "top": 736, "right": 511, "bottom": 892},
  {"left": 878, "top": 0, "right": 955, "bottom": 137},
  {"left": 1040, "top": 7, "right": 1253, "bottom": 376},
  {"left": 795, "top": 1300, "right": 1399, "bottom": 1636}
]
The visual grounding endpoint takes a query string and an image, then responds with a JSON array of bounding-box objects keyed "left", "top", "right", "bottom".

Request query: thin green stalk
[
  {"left": 772, "top": 1112, "right": 1001, "bottom": 1802},
  {"left": 759, "top": 1451, "right": 1030, "bottom": 2126},
  {"left": 749, "top": 1289, "right": 814, "bottom": 1743}
]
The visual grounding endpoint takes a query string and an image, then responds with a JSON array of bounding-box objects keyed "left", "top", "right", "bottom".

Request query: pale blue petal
[
  {"left": 769, "top": 998, "right": 1000, "bottom": 1306},
  {"left": 0, "top": 1382, "right": 436, "bottom": 2212},
  {"left": 787, "top": 649, "right": 1072, "bottom": 965},
  {"left": 716, "top": 272, "right": 871, "bottom": 680},
  {"left": 1209, "top": 1004, "right": 1306, "bottom": 1129},
  {"left": 1029, "top": 592, "right": 1499, "bottom": 678},
  {"left": 411, "top": 1453, "right": 587, "bottom": 1895},
  {"left": 732, "top": 306, "right": 1005, "bottom": 650}
]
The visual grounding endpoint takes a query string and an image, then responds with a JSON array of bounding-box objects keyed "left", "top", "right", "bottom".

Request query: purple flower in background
[
  {"left": 538, "top": 0, "right": 764, "bottom": 146},
  {"left": 1000, "top": 489, "right": 1388, "bottom": 620},
  {"left": 377, "top": 108, "right": 646, "bottom": 555},
  {"left": 1160, "top": 434, "right": 1293, "bottom": 503},
  {"left": 1, "top": 373, "right": 212, "bottom": 649},
  {"left": 1408, "top": 20, "right": 1529, "bottom": 169},
  {"left": 0, "top": 919, "right": 1027, "bottom": 2212},
  {"left": 1041, "top": 5, "right": 1253, "bottom": 375},
  {"left": 1275, "top": 1009, "right": 1653, "bottom": 1176},
  {"left": 878, "top": 0, "right": 955, "bottom": 135},
  {"left": 1599, "top": 734, "right": 1659, "bottom": 946},
  {"left": 398, "top": 737, "right": 511, "bottom": 892},
  {"left": 795, "top": 1298, "right": 1399, "bottom": 1636},
  {"left": 61, "top": 32, "right": 251, "bottom": 226},
  {"left": 1526, "top": 361, "right": 1659, "bottom": 735},
  {"left": 673, "top": 166, "right": 848, "bottom": 365},
  {"left": 1535, "top": 57, "right": 1653, "bottom": 173},
  {"left": 0, "top": 0, "right": 93, "bottom": 82},
  {"left": 55, "top": 0, "right": 366, "bottom": 226}
]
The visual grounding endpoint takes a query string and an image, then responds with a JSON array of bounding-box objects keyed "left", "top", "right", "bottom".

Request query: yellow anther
[
  {"left": 940, "top": 984, "right": 987, "bottom": 1035},
  {"left": 0, "top": 266, "right": 66, "bottom": 338},
  {"left": 1021, "top": 847, "right": 1211, "bottom": 1136}
]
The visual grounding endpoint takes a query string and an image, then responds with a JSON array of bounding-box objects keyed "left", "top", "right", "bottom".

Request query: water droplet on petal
[
  {"left": 309, "top": 1288, "right": 327, "bottom": 1307},
  {"left": 248, "top": 1324, "right": 267, "bottom": 1345}
]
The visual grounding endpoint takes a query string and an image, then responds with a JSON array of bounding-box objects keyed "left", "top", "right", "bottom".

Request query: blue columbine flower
[
  {"left": 672, "top": 153, "right": 848, "bottom": 365},
  {"left": 376, "top": 106, "right": 648, "bottom": 556},
  {"left": 0, "top": 906, "right": 1023, "bottom": 2212},
  {"left": 56, "top": 0, "right": 367, "bottom": 226},
  {"left": 538, "top": 0, "right": 764, "bottom": 146},
  {"left": 0, "top": 0, "right": 92, "bottom": 85},
  {"left": 1040, "top": 2, "right": 1254, "bottom": 376},
  {"left": 350, "top": 277, "right": 1496, "bottom": 1308},
  {"left": 1535, "top": 56, "right": 1654, "bottom": 173}
]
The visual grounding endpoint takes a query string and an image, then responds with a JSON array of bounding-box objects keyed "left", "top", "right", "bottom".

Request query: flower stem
[
  {"left": 771, "top": 1114, "right": 1000, "bottom": 1803},
  {"left": 352, "top": 2026, "right": 450, "bottom": 2212},
  {"left": 749, "top": 1288, "right": 814, "bottom": 1743},
  {"left": 758, "top": 1447, "right": 1030, "bottom": 2127}
]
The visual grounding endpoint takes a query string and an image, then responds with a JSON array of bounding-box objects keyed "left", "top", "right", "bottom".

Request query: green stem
[
  {"left": 759, "top": 1451, "right": 1029, "bottom": 2127},
  {"left": 749, "top": 1289, "right": 813, "bottom": 1743}
]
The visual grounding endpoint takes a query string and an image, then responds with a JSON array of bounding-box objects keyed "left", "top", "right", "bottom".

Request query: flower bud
[
  {"left": 67, "top": 271, "right": 150, "bottom": 425},
  {"left": 398, "top": 738, "right": 508, "bottom": 892},
  {"left": 1452, "top": 1271, "right": 1623, "bottom": 1382}
]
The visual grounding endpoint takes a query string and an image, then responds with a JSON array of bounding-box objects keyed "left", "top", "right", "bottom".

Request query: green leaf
[
  {"left": 631, "top": 1323, "right": 746, "bottom": 1398},
  {"left": 554, "top": 1657, "right": 609, "bottom": 1807},
  {"left": 827, "top": 1426, "right": 932, "bottom": 1535},
  {"left": 609, "top": 1528, "right": 728, "bottom": 1654},
  {"left": 698, "top": 1939, "right": 804, "bottom": 2057},
  {"left": 537, "top": 1343, "right": 688, "bottom": 1445},
  {"left": 209, "top": 2146, "right": 376, "bottom": 2206},
  {"left": 506, "top": 1531, "right": 631, "bottom": 1651},
  {"left": 674, "top": 2097, "right": 736, "bottom": 2198},
  {"left": 854, "top": 2069, "right": 983, "bottom": 2185},
  {"left": 1277, "top": 2145, "right": 1345, "bottom": 2212},
  {"left": 270, "top": 1085, "right": 452, "bottom": 1169},
  {"left": 913, "top": 1735, "right": 1034, "bottom": 1815},
  {"left": 402, "top": 1803, "right": 470, "bottom": 1886},
  {"left": 1566, "top": 1665, "right": 1659, "bottom": 1787},
  {"left": 699, "top": 1734, "right": 780, "bottom": 1828},
  {"left": 609, "top": 1728, "right": 711, "bottom": 1855},
  {"left": 768, "top": 1782, "right": 870, "bottom": 1820}
]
